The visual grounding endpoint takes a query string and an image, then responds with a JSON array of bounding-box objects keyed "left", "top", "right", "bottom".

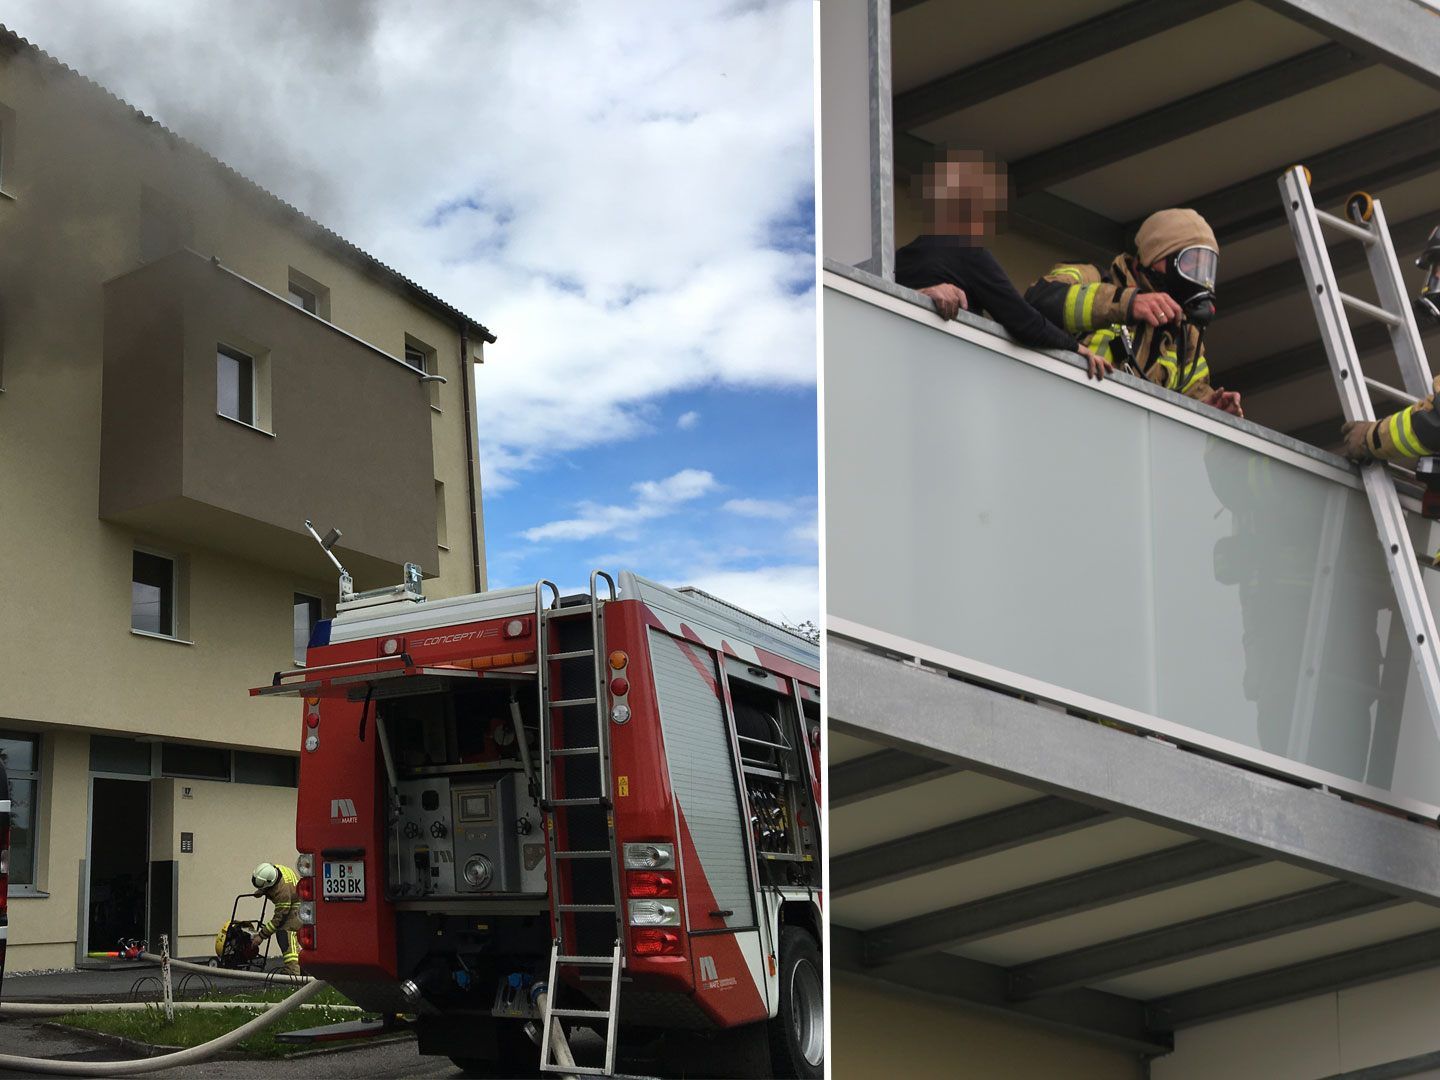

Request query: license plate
[{"left": 322, "top": 860, "right": 365, "bottom": 901}]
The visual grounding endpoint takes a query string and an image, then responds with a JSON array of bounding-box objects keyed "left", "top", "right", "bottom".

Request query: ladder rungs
[
  {"left": 1340, "top": 291, "right": 1403, "bottom": 327},
  {"left": 542, "top": 1065, "right": 612, "bottom": 1076},
  {"left": 554, "top": 850, "right": 612, "bottom": 859},
  {"left": 548, "top": 1007, "right": 613, "bottom": 1019},
  {"left": 547, "top": 649, "right": 595, "bottom": 660},
  {"left": 1365, "top": 375, "right": 1420, "bottom": 405},
  {"left": 556, "top": 902, "right": 617, "bottom": 912},
  {"left": 549, "top": 697, "right": 598, "bottom": 708},
  {"left": 556, "top": 954, "right": 618, "bottom": 965},
  {"left": 1316, "top": 208, "right": 1375, "bottom": 244},
  {"left": 551, "top": 746, "right": 601, "bottom": 756}
]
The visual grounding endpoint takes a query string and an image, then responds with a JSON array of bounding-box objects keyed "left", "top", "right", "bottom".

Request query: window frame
[
  {"left": 286, "top": 267, "right": 330, "bottom": 321},
  {"left": 215, "top": 343, "right": 257, "bottom": 428},
  {"left": 130, "top": 547, "right": 180, "bottom": 640},
  {"left": 405, "top": 333, "right": 442, "bottom": 409},
  {"left": 0, "top": 729, "right": 42, "bottom": 891}
]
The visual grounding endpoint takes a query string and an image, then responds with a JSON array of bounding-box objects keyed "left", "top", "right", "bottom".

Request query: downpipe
[{"left": 0, "top": 978, "right": 328, "bottom": 1075}]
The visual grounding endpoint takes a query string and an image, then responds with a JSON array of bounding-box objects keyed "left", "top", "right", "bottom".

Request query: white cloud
[
  {"left": 723, "top": 497, "right": 795, "bottom": 520},
  {"left": 523, "top": 468, "right": 717, "bottom": 543},
  {"left": 0, "top": 1, "right": 817, "bottom": 492},
  {"left": 673, "top": 564, "right": 818, "bottom": 626},
  {"left": 676, "top": 410, "right": 700, "bottom": 430}
]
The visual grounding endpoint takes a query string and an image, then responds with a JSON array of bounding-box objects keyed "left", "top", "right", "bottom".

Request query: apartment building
[
  {"left": 823, "top": 2, "right": 1440, "bottom": 1077},
  {"left": 0, "top": 27, "right": 493, "bottom": 970}
]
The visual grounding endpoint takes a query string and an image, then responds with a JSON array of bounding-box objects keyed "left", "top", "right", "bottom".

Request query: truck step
[
  {"left": 554, "top": 850, "right": 612, "bottom": 859},
  {"left": 547, "top": 649, "right": 595, "bottom": 660},
  {"left": 548, "top": 1007, "right": 613, "bottom": 1020},
  {"left": 546, "top": 797, "right": 609, "bottom": 807},
  {"left": 548, "top": 697, "right": 598, "bottom": 708},
  {"left": 556, "top": 903, "right": 617, "bottom": 912},
  {"left": 551, "top": 746, "right": 600, "bottom": 757},
  {"left": 556, "top": 954, "right": 618, "bottom": 965}
]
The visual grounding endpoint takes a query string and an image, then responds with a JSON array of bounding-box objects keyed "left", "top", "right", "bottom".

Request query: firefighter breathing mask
[{"left": 1159, "top": 245, "right": 1218, "bottom": 326}]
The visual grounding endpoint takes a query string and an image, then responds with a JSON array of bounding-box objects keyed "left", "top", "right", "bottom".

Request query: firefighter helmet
[{"left": 251, "top": 862, "right": 280, "bottom": 893}]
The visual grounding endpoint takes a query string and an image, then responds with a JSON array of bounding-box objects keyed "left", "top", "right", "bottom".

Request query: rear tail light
[
  {"left": 297, "top": 876, "right": 315, "bottom": 901},
  {"left": 299, "top": 901, "right": 316, "bottom": 925},
  {"left": 628, "top": 899, "right": 680, "bottom": 927},
  {"left": 298, "top": 925, "right": 316, "bottom": 951},
  {"left": 626, "top": 871, "right": 678, "bottom": 898},
  {"left": 296, "top": 853, "right": 314, "bottom": 877},
  {"left": 609, "top": 676, "right": 630, "bottom": 697},
  {"left": 631, "top": 929, "right": 681, "bottom": 956},
  {"left": 623, "top": 842, "right": 674, "bottom": 870}
]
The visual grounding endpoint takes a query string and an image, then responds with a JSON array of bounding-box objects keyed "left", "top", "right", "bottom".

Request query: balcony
[
  {"left": 825, "top": 264, "right": 1440, "bottom": 1063},
  {"left": 100, "top": 249, "right": 438, "bottom": 584}
]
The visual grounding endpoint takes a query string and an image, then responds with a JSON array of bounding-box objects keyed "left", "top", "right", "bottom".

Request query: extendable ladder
[
  {"left": 534, "top": 571, "right": 623, "bottom": 1076},
  {"left": 1278, "top": 165, "right": 1440, "bottom": 738}
]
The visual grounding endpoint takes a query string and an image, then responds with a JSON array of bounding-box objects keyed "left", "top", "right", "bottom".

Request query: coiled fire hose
[{"left": 0, "top": 978, "right": 329, "bottom": 1075}]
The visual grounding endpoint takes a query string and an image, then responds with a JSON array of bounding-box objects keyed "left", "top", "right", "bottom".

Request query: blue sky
[{"left": 4, "top": 0, "right": 820, "bottom": 623}]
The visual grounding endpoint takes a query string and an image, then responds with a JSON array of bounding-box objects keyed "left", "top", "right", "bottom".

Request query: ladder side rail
[
  {"left": 1363, "top": 469, "right": 1440, "bottom": 738},
  {"left": 539, "top": 940, "right": 559, "bottom": 1072},
  {"left": 1365, "top": 197, "right": 1436, "bottom": 399},
  {"left": 603, "top": 942, "right": 622, "bottom": 1077},
  {"left": 589, "top": 569, "right": 625, "bottom": 960},
  {"left": 1280, "top": 168, "right": 1377, "bottom": 424}
]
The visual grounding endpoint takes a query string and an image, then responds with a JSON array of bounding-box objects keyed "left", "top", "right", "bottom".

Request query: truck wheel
[
  {"left": 768, "top": 927, "right": 824, "bottom": 1078},
  {"left": 448, "top": 1020, "right": 540, "bottom": 1078}
]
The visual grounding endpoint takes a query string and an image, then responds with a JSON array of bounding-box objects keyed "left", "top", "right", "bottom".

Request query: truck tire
[
  {"left": 448, "top": 1020, "right": 540, "bottom": 1078},
  {"left": 768, "top": 927, "right": 824, "bottom": 1078}
]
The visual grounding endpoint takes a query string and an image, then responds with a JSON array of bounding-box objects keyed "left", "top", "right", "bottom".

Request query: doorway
[{"left": 87, "top": 778, "right": 150, "bottom": 954}]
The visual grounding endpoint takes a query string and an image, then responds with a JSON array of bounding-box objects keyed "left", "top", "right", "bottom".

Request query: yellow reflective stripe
[
  {"left": 1080, "top": 284, "right": 1099, "bottom": 331},
  {"left": 1156, "top": 358, "right": 1179, "bottom": 389},
  {"left": 1403, "top": 408, "right": 1427, "bottom": 456},
  {"left": 1090, "top": 329, "right": 1114, "bottom": 362},
  {"left": 1053, "top": 267, "right": 1084, "bottom": 284},
  {"left": 1181, "top": 358, "right": 1210, "bottom": 394},
  {"left": 1388, "top": 413, "right": 1418, "bottom": 457},
  {"left": 1064, "top": 286, "right": 1083, "bottom": 333}
]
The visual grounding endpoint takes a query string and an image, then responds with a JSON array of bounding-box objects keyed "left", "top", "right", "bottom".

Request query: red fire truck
[{"left": 254, "top": 565, "right": 822, "bottom": 1078}]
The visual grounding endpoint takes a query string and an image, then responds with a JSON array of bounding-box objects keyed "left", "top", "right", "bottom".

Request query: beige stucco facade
[{"left": 0, "top": 32, "right": 490, "bottom": 970}]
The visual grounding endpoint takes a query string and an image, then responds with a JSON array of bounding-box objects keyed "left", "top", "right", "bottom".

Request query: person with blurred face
[
  {"left": 1025, "top": 209, "right": 1243, "bottom": 417},
  {"left": 894, "top": 149, "right": 1111, "bottom": 380}
]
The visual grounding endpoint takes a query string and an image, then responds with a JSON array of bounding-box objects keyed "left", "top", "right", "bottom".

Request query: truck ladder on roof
[
  {"left": 535, "top": 570, "right": 623, "bottom": 1076},
  {"left": 1279, "top": 165, "right": 1440, "bottom": 743}
]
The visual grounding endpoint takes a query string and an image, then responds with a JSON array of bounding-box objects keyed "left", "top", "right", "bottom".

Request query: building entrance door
[{"left": 86, "top": 777, "right": 150, "bottom": 955}]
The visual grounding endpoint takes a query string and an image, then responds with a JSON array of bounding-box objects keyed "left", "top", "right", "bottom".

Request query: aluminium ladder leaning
[
  {"left": 1278, "top": 165, "right": 1440, "bottom": 741},
  {"left": 534, "top": 571, "right": 624, "bottom": 1076}
]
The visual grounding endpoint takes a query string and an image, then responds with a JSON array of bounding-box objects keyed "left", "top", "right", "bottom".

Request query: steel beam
[
  {"left": 1010, "top": 45, "right": 1368, "bottom": 196},
  {"left": 1229, "top": 319, "right": 1440, "bottom": 398},
  {"left": 1258, "top": 0, "right": 1440, "bottom": 96},
  {"left": 831, "top": 795, "right": 1110, "bottom": 897},
  {"left": 1009, "top": 882, "right": 1400, "bottom": 999},
  {"left": 892, "top": 0, "right": 1232, "bottom": 130},
  {"left": 864, "top": 841, "right": 1263, "bottom": 965},
  {"left": 833, "top": 926, "right": 1172, "bottom": 1054},
  {"left": 1148, "top": 926, "right": 1440, "bottom": 1029},
  {"left": 829, "top": 748, "right": 959, "bottom": 808},
  {"left": 827, "top": 638, "right": 1440, "bottom": 905}
]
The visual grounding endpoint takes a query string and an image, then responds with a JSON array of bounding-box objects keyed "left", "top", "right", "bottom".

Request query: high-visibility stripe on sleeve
[
  {"left": 1391, "top": 410, "right": 1426, "bottom": 457},
  {"left": 1064, "top": 286, "right": 1083, "bottom": 332},
  {"left": 1080, "top": 284, "right": 1099, "bottom": 330},
  {"left": 1403, "top": 408, "right": 1427, "bottom": 456},
  {"left": 1053, "top": 267, "right": 1084, "bottom": 284}
]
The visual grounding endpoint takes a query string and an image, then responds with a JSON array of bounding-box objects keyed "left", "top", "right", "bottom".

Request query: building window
[
  {"left": 435, "top": 480, "right": 448, "bottom": 549},
  {"left": 0, "top": 731, "right": 40, "bottom": 887},
  {"left": 216, "top": 345, "right": 255, "bottom": 426},
  {"left": 293, "top": 593, "right": 321, "bottom": 666},
  {"left": 131, "top": 551, "right": 176, "bottom": 637},
  {"left": 234, "top": 751, "right": 298, "bottom": 787},
  {"left": 405, "top": 334, "right": 441, "bottom": 408},
  {"left": 287, "top": 268, "right": 330, "bottom": 320},
  {"left": 160, "top": 743, "right": 229, "bottom": 780}
]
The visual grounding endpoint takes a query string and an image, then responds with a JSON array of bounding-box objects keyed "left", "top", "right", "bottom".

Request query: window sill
[
  {"left": 217, "top": 413, "right": 275, "bottom": 438},
  {"left": 131, "top": 628, "right": 195, "bottom": 646},
  {"left": 8, "top": 887, "right": 50, "bottom": 898},
  {"left": 0, "top": 189, "right": 15, "bottom": 202},
  {"left": 430, "top": 404, "right": 443, "bottom": 415},
  {"left": 437, "top": 543, "right": 451, "bottom": 552}
]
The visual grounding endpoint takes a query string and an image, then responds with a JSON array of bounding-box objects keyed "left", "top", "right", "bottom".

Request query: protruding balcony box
[
  {"left": 100, "top": 249, "right": 438, "bottom": 584},
  {"left": 825, "top": 263, "right": 1440, "bottom": 817}
]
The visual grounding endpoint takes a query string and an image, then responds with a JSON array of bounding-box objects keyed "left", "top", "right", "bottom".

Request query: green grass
[{"left": 52, "top": 985, "right": 394, "bottom": 1058}]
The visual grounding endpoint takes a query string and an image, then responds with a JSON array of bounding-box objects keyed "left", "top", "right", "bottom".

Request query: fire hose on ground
[{"left": 0, "top": 978, "right": 329, "bottom": 1075}]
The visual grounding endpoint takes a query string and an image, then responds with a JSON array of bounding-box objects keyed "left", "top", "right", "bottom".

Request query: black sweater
[{"left": 894, "top": 235, "right": 1078, "bottom": 353}]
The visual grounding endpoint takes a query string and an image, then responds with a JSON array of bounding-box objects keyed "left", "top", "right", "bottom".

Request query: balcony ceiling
[
  {"left": 891, "top": 0, "right": 1440, "bottom": 450},
  {"left": 829, "top": 636, "right": 1440, "bottom": 1054}
]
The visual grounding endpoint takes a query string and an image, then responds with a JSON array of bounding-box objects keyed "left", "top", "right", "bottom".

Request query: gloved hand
[{"left": 1342, "top": 420, "right": 1374, "bottom": 461}]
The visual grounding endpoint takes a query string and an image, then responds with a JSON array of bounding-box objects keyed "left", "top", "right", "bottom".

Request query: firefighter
[
  {"left": 1340, "top": 377, "right": 1440, "bottom": 460},
  {"left": 250, "top": 862, "right": 302, "bottom": 975},
  {"left": 1024, "top": 208, "right": 1244, "bottom": 417}
]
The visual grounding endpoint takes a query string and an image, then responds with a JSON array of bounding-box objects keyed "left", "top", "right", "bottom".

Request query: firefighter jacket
[
  {"left": 1344, "top": 374, "right": 1440, "bottom": 461},
  {"left": 259, "top": 864, "right": 301, "bottom": 936},
  {"left": 1025, "top": 255, "right": 1214, "bottom": 400}
]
